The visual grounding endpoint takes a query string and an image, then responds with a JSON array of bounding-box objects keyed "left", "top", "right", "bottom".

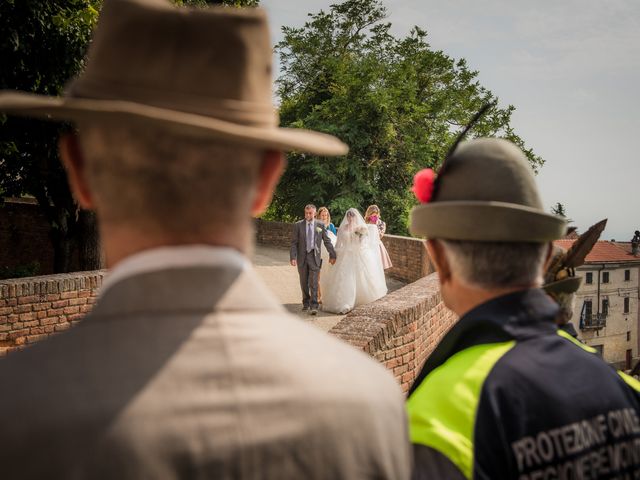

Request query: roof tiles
[{"left": 553, "top": 240, "right": 640, "bottom": 264}]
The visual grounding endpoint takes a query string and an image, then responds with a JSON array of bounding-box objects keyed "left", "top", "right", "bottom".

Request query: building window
[
  {"left": 625, "top": 269, "right": 631, "bottom": 281},
  {"left": 586, "top": 272, "right": 593, "bottom": 284},
  {"left": 584, "top": 300, "right": 593, "bottom": 316},
  {"left": 627, "top": 331, "right": 631, "bottom": 341},
  {"left": 602, "top": 298, "right": 609, "bottom": 316},
  {"left": 602, "top": 271, "right": 610, "bottom": 284},
  {"left": 624, "top": 297, "right": 630, "bottom": 314}
]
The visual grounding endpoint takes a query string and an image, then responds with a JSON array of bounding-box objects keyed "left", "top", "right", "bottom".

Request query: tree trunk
[
  {"left": 77, "top": 210, "right": 104, "bottom": 271},
  {"left": 51, "top": 226, "right": 74, "bottom": 273}
]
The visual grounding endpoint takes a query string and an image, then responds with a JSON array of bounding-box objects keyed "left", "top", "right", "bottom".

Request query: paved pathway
[{"left": 252, "top": 245, "right": 405, "bottom": 332}]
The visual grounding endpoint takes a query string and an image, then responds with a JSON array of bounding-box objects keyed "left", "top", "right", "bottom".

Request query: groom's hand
[
  {"left": 290, "top": 259, "right": 297, "bottom": 267},
  {"left": 329, "top": 258, "right": 336, "bottom": 265}
]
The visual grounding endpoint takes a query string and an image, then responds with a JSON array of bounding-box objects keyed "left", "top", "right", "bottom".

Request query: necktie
[{"left": 307, "top": 222, "right": 313, "bottom": 252}]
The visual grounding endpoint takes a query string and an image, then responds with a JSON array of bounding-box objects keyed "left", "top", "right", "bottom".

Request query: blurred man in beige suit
[{"left": 0, "top": 0, "right": 410, "bottom": 478}]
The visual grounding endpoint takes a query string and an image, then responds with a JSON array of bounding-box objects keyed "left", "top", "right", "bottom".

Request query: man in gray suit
[
  {"left": 290, "top": 204, "right": 336, "bottom": 315},
  {"left": 0, "top": 0, "right": 410, "bottom": 478}
]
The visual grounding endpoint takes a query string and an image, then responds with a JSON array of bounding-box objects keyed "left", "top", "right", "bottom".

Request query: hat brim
[
  {"left": 410, "top": 201, "right": 566, "bottom": 242},
  {"left": 544, "top": 276, "right": 582, "bottom": 295},
  {"left": 0, "top": 92, "right": 348, "bottom": 156}
]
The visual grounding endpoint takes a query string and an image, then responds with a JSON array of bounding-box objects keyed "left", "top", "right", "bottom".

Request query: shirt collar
[{"left": 101, "top": 245, "right": 249, "bottom": 296}]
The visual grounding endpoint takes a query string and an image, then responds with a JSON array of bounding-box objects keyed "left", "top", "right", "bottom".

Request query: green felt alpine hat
[{"left": 410, "top": 138, "right": 566, "bottom": 241}]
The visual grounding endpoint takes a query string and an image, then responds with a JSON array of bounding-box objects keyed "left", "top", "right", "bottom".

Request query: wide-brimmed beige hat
[
  {"left": 0, "top": 0, "right": 348, "bottom": 156},
  {"left": 410, "top": 138, "right": 565, "bottom": 241}
]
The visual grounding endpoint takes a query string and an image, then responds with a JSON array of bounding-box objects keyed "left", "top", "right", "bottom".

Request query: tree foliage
[
  {"left": 0, "top": 0, "right": 101, "bottom": 273},
  {"left": 0, "top": 0, "right": 257, "bottom": 273},
  {"left": 271, "top": 0, "right": 543, "bottom": 234}
]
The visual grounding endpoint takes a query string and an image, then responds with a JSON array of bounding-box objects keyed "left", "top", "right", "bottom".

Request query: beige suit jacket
[{"left": 0, "top": 262, "right": 410, "bottom": 479}]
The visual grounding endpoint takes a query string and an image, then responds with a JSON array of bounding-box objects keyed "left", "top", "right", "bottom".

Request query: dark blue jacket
[{"left": 408, "top": 289, "right": 640, "bottom": 479}]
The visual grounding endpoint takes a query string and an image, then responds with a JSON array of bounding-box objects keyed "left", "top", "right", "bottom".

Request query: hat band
[
  {"left": 410, "top": 201, "right": 567, "bottom": 242},
  {"left": 65, "top": 76, "right": 278, "bottom": 127}
]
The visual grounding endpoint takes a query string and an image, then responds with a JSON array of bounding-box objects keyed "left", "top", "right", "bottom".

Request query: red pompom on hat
[{"left": 412, "top": 168, "right": 435, "bottom": 204}]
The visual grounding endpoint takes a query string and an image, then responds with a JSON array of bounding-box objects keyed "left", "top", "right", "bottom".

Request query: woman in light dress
[
  {"left": 364, "top": 205, "right": 393, "bottom": 270},
  {"left": 321, "top": 208, "right": 387, "bottom": 314}
]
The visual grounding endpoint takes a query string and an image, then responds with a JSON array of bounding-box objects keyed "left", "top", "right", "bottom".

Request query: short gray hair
[
  {"left": 439, "top": 239, "right": 548, "bottom": 289},
  {"left": 77, "top": 123, "right": 262, "bottom": 233}
]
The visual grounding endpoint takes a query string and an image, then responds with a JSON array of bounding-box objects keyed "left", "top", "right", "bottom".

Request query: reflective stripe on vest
[
  {"left": 556, "top": 329, "right": 640, "bottom": 392},
  {"left": 407, "top": 341, "right": 516, "bottom": 479}
]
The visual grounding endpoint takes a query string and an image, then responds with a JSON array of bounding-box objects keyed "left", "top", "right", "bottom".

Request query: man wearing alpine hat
[{"left": 407, "top": 137, "right": 640, "bottom": 479}]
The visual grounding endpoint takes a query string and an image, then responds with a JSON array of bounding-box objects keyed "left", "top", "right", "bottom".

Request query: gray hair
[
  {"left": 77, "top": 123, "right": 262, "bottom": 233},
  {"left": 439, "top": 239, "right": 548, "bottom": 289}
]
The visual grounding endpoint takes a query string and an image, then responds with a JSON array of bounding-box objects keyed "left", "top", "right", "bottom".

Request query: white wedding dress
[
  {"left": 321, "top": 209, "right": 388, "bottom": 314},
  {"left": 320, "top": 229, "right": 338, "bottom": 266}
]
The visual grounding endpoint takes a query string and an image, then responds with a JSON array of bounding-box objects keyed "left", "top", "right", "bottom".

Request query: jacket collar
[{"left": 408, "top": 288, "right": 559, "bottom": 396}]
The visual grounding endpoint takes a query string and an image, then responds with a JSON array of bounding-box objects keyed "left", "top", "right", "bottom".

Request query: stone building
[{"left": 555, "top": 239, "right": 640, "bottom": 369}]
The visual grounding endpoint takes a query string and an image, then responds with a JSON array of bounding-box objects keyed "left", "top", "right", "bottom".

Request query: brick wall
[
  {"left": 255, "top": 218, "right": 293, "bottom": 249},
  {"left": 381, "top": 234, "right": 433, "bottom": 283},
  {"left": 0, "top": 198, "right": 54, "bottom": 275},
  {"left": 0, "top": 271, "right": 104, "bottom": 356},
  {"left": 330, "top": 272, "right": 457, "bottom": 392}
]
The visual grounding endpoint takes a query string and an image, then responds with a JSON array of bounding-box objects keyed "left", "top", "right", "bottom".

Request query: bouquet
[{"left": 354, "top": 226, "right": 368, "bottom": 238}]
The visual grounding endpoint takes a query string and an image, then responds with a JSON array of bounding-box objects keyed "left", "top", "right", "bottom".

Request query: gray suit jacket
[
  {"left": 290, "top": 219, "right": 336, "bottom": 267},
  {"left": 0, "top": 262, "right": 410, "bottom": 479}
]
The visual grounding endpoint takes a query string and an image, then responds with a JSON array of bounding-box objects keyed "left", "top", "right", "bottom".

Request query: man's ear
[
  {"left": 252, "top": 150, "right": 285, "bottom": 217},
  {"left": 59, "top": 133, "right": 94, "bottom": 210},
  {"left": 426, "top": 239, "right": 452, "bottom": 283}
]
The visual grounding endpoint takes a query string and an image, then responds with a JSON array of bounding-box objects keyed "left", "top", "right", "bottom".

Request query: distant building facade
[{"left": 555, "top": 240, "right": 640, "bottom": 369}]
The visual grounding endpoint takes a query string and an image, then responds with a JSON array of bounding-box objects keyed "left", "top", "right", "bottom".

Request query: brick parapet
[
  {"left": 0, "top": 271, "right": 105, "bottom": 356},
  {"left": 381, "top": 234, "right": 433, "bottom": 283},
  {"left": 329, "top": 272, "right": 457, "bottom": 392}
]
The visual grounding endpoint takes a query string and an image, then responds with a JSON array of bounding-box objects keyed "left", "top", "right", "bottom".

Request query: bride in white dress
[{"left": 321, "top": 208, "right": 388, "bottom": 314}]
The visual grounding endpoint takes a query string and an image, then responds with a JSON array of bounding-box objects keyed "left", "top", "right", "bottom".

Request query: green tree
[
  {"left": 0, "top": 0, "right": 257, "bottom": 273},
  {"left": 271, "top": 0, "right": 543, "bottom": 234},
  {"left": 0, "top": 0, "right": 102, "bottom": 273}
]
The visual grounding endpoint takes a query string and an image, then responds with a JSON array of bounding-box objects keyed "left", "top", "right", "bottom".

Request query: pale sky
[{"left": 261, "top": 0, "right": 640, "bottom": 241}]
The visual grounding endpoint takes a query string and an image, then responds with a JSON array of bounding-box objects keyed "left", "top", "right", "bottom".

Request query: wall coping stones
[{"left": 0, "top": 271, "right": 106, "bottom": 299}]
